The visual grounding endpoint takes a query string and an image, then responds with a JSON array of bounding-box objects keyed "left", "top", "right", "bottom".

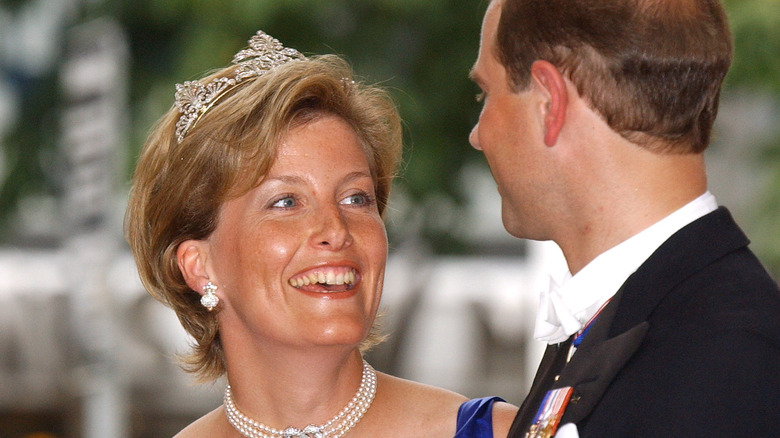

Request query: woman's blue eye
[
  {"left": 272, "top": 196, "right": 296, "bottom": 208},
  {"left": 341, "top": 194, "right": 365, "bottom": 205},
  {"left": 340, "top": 193, "right": 375, "bottom": 206}
]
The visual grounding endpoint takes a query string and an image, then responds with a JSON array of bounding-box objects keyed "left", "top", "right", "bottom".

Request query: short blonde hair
[{"left": 125, "top": 54, "right": 402, "bottom": 382}]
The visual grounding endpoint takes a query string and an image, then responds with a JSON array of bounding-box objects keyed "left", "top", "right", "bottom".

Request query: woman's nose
[{"left": 311, "top": 205, "right": 353, "bottom": 250}]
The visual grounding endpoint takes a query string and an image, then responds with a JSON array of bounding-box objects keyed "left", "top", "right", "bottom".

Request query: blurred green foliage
[
  {"left": 0, "top": 0, "right": 778, "bottom": 261},
  {"left": 725, "top": 0, "right": 780, "bottom": 90},
  {"left": 115, "top": 0, "right": 487, "bottom": 201},
  {"left": 724, "top": 0, "right": 780, "bottom": 274}
]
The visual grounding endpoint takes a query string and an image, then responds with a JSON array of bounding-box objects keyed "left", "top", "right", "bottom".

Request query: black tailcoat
[{"left": 508, "top": 208, "right": 780, "bottom": 437}]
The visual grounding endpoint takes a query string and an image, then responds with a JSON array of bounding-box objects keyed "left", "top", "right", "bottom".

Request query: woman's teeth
[{"left": 288, "top": 269, "right": 356, "bottom": 288}]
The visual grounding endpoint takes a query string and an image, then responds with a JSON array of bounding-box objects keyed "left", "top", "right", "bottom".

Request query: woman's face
[{"left": 202, "top": 115, "right": 387, "bottom": 352}]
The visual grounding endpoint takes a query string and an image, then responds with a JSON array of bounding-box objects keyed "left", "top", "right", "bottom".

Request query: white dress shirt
[{"left": 533, "top": 191, "right": 718, "bottom": 344}]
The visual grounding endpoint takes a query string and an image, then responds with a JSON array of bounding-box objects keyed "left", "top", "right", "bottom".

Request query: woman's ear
[
  {"left": 530, "top": 60, "right": 568, "bottom": 147},
  {"left": 177, "top": 239, "right": 211, "bottom": 294}
]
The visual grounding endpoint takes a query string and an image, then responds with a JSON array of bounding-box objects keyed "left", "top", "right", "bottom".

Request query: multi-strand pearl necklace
[{"left": 224, "top": 360, "right": 377, "bottom": 438}]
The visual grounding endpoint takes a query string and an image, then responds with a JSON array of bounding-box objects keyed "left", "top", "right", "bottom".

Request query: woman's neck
[{"left": 223, "top": 345, "right": 366, "bottom": 429}]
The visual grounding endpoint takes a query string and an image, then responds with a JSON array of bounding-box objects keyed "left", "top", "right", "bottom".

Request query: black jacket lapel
[{"left": 557, "top": 321, "right": 648, "bottom": 423}]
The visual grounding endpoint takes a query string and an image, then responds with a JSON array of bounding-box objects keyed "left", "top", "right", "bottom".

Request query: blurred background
[{"left": 0, "top": 0, "right": 778, "bottom": 436}]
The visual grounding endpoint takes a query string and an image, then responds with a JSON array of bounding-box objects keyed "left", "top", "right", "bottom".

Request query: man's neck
[{"left": 559, "top": 155, "right": 708, "bottom": 274}]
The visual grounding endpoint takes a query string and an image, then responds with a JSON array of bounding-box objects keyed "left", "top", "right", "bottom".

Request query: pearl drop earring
[{"left": 201, "top": 282, "right": 219, "bottom": 311}]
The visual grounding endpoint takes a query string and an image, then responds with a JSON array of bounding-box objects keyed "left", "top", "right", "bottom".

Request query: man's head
[
  {"left": 492, "top": 0, "right": 732, "bottom": 153},
  {"left": 469, "top": 0, "right": 719, "bottom": 260}
]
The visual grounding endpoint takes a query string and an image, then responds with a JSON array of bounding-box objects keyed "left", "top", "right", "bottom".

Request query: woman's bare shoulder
[
  {"left": 364, "top": 372, "right": 467, "bottom": 436},
  {"left": 173, "top": 405, "right": 229, "bottom": 438},
  {"left": 371, "top": 372, "right": 518, "bottom": 437},
  {"left": 377, "top": 372, "right": 468, "bottom": 406}
]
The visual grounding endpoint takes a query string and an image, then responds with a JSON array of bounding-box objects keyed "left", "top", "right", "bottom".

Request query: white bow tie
[{"left": 533, "top": 276, "right": 583, "bottom": 344}]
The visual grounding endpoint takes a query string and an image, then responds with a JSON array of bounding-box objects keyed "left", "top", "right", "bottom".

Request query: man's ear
[
  {"left": 177, "top": 239, "right": 211, "bottom": 294},
  {"left": 530, "top": 60, "right": 568, "bottom": 147}
]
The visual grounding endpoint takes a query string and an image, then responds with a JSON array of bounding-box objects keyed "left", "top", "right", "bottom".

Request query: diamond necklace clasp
[{"left": 282, "top": 425, "right": 323, "bottom": 438}]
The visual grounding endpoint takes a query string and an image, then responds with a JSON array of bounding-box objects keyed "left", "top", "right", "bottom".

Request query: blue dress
[{"left": 454, "top": 396, "right": 505, "bottom": 437}]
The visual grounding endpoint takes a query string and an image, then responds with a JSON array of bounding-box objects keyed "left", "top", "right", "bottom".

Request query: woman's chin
[{"left": 304, "top": 320, "right": 372, "bottom": 349}]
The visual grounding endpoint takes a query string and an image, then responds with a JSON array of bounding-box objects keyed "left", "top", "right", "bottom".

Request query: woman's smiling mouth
[{"left": 288, "top": 266, "right": 358, "bottom": 293}]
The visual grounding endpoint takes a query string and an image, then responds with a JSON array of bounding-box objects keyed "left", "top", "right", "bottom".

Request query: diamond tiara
[{"left": 173, "top": 30, "right": 306, "bottom": 143}]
